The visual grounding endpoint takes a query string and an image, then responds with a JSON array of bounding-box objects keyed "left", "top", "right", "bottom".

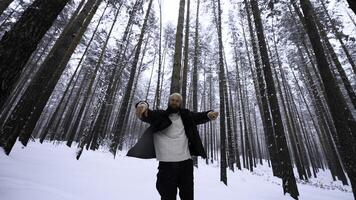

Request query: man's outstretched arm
[{"left": 191, "top": 110, "right": 219, "bottom": 125}]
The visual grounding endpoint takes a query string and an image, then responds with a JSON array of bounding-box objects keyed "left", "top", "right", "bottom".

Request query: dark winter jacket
[{"left": 126, "top": 101, "right": 213, "bottom": 159}]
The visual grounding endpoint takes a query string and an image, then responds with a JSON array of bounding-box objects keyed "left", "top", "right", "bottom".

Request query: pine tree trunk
[
  {"left": 313, "top": 8, "right": 356, "bottom": 109},
  {"left": 61, "top": 1, "right": 110, "bottom": 146},
  {"left": 192, "top": 0, "right": 200, "bottom": 112},
  {"left": 89, "top": 1, "right": 140, "bottom": 150},
  {"left": 28, "top": 0, "right": 102, "bottom": 144},
  {"left": 298, "top": 44, "right": 345, "bottom": 182},
  {"left": 118, "top": 36, "right": 150, "bottom": 151},
  {"left": 224, "top": 59, "right": 236, "bottom": 172},
  {"left": 145, "top": 53, "right": 156, "bottom": 100},
  {"left": 209, "top": 64, "right": 215, "bottom": 163},
  {"left": 290, "top": 66, "right": 323, "bottom": 178},
  {"left": 170, "top": 0, "right": 185, "bottom": 94},
  {"left": 228, "top": 70, "right": 241, "bottom": 170},
  {"left": 0, "top": 3, "right": 19, "bottom": 30},
  {"left": 273, "top": 62, "right": 306, "bottom": 180},
  {"left": 0, "top": 0, "right": 101, "bottom": 154},
  {"left": 319, "top": 0, "right": 356, "bottom": 75},
  {"left": 216, "top": 0, "right": 228, "bottom": 185},
  {"left": 37, "top": 0, "right": 99, "bottom": 143},
  {"left": 244, "top": 0, "right": 280, "bottom": 177},
  {"left": 0, "top": 0, "right": 14, "bottom": 16},
  {"left": 231, "top": 21, "right": 249, "bottom": 170},
  {"left": 65, "top": 70, "right": 92, "bottom": 147},
  {"left": 268, "top": 29, "right": 309, "bottom": 180},
  {"left": 239, "top": 70, "right": 246, "bottom": 169},
  {"left": 202, "top": 71, "right": 209, "bottom": 164},
  {"left": 1, "top": 0, "right": 84, "bottom": 133},
  {"left": 110, "top": 0, "right": 154, "bottom": 157},
  {"left": 181, "top": 0, "right": 190, "bottom": 107},
  {"left": 242, "top": 75, "right": 254, "bottom": 171},
  {"left": 0, "top": 27, "right": 54, "bottom": 130},
  {"left": 249, "top": 0, "right": 299, "bottom": 198},
  {"left": 300, "top": 0, "right": 356, "bottom": 195},
  {"left": 288, "top": 5, "right": 346, "bottom": 182},
  {"left": 74, "top": 5, "right": 122, "bottom": 157},
  {"left": 154, "top": 0, "right": 163, "bottom": 109},
  {"left": 0, "top": 0, "right": 70, "bottom": 109}
]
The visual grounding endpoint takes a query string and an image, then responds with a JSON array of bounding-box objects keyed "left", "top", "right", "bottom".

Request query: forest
[{"left": 0, "top": 0, "right": 356, "bottom": 199}]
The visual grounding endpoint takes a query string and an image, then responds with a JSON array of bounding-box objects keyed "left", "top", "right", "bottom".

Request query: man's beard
[{"left": 167, "top": 105, "right": 179, "bottom": 114}]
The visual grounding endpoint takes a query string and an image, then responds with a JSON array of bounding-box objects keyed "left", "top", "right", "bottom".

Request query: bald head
[
  {"left": 169, "top": 93, "right": 183, "bottom": 102},
  {"left": 168, "top": 93, "right": 183, "bottom": 110}
]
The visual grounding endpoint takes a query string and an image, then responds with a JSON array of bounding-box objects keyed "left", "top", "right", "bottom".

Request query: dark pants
[{"left": 156, "top": 158, "right": 194, "bottom": 200}]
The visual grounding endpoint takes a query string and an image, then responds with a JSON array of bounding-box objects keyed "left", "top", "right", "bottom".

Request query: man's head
[{"left": 167, "top": 93, "right": 183, "bottom": 113}]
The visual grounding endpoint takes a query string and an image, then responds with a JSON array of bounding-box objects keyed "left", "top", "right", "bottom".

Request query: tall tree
[
  {"left": 299, "top": 0, "right": 356, "bottom": 195},
  {"left": 0, "top": 0, "right": 70, "bottom": 109},
  {"left": 154, "top": 0, "right": 163, "bottom": 109},
  {"left": 181, "top": 0, "right": 190, "bottom": 107},
  {"left": 110, "top": 0, "right": 154, "bottom": 157},
  {"left": 216, "top": 0, "right": 228, "bottom": 185},
  {"left": 319, "top": 0, "right": 356, "bottom": 75},
  {"left": 170, "top": 0, "right": 185, "bottom": 94},
  {"left": 243, "top": 0, "right": 280, "bottom": 177},
  {"left": 89, "top": 0, "right": 142, "bottom": 150},
  {"left": 192, "top": 0, "right": 200, "bottom": 112},
  {"left": 0, "top": 0, "right": 102, "bottom": 154},
  {"left": 38, "top": 0, "right": 109, "bottom": 145},
  {"left": 74, "top": 4, "right": 122, "bottom": 159},
  {"left": 249, "top": 0, "right": 299, "bottom": 198},
  {"left": 311, "top": 5, "right": 356, "bottom": 109}
]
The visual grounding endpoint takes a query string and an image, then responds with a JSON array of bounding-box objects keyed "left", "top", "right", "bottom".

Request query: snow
[{"left": 0, "top": 141, "right": 354, "bottom": 200}]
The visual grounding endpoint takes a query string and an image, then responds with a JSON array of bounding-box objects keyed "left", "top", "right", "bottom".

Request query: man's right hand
[{"left": 136, "top": 103, "right": 148, "bottom": 118}]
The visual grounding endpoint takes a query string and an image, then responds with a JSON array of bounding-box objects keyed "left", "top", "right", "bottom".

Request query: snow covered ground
[{"left": 0, "top": 141, "right": 354, "bottom": 200}]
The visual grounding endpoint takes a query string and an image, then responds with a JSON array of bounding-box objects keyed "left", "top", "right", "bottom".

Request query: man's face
[{"left": 169, "top": 95, "right": 181, "bottom": 109}]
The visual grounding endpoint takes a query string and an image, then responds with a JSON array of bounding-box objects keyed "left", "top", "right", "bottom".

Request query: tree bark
[
  {"left": 192, "top": 0, "right": 200, "bottom": 112},
  {"left": 243, "top": 0, "right": 281, "bottom": 177},
  {"left": 154, "top": 0, "right": 163, "bottom": 109},
  {"left": 0, "top": 0, "right": 101, "bottom": 154},
  {"left": 110, "top": 0, "right": 154, "bottom": 157},
  {"left": 181, "top": 0, "right": 190, "bottom": 107},
  {"left": 299, "top": 0, "right": 356, "bottom": 195},
  {"left": 75, "top": 4, "right": 122, "bottom": 158},
  {"left": 0, "top": 3, "right": 19, "bottom": 30},
  {"left": 216, "top": 0, "right": 228, "bottom": 185},
  {"left": 313, "top": 6, "right": 356, "bottom": 109},
  {"left": 0, "top": 0, "right": 14, "bottom": 15},
  {"left": 249, "top": 0, "right": 299, "bottom": 198},
  {"left": 0, "top": 0, "right": 70, "bottom": 109},
  {"left": 89, "top": 0, "right": 141, "bottom": 150},
  {"left": 170, "top": 0, "right": 185, "bottom": 94},
  {"left": 319, "top": 0, "right": 356, "bottom": 75}
]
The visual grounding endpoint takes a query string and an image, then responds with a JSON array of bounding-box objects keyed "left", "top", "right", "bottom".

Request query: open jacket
[{"left": 126, "top": 101, "right": 213, "bottom": 159}]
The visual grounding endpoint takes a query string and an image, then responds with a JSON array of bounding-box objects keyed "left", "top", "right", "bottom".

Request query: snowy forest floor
[{"left": 0, "top": 140, "right": 354, "bottom": 200}]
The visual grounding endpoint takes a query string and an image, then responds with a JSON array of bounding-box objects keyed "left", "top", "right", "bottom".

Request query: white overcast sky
[{"left": 161, "top": 0, "right": 180, "bottom": 25}]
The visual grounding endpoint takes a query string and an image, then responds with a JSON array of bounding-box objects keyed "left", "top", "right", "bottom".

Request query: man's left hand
[{"left": 208, "top": 111, "right": 219, "bottom": 120}]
